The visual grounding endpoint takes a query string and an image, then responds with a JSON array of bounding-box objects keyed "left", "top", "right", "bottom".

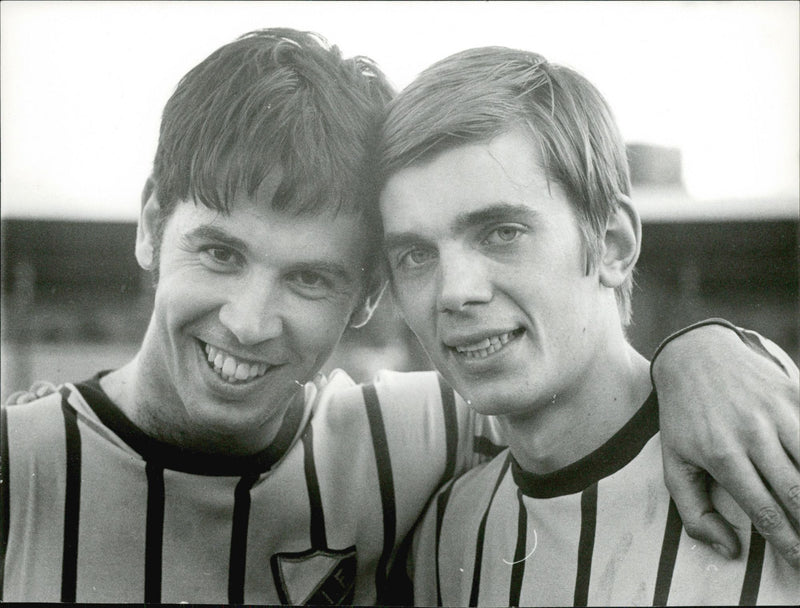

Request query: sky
[{"left": 1, "top": 1, "right": 798, "bottom": 221}]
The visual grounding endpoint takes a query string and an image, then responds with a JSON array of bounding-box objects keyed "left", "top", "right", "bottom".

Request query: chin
[{"left": 454, "top": 380, "right": 528, "bottom": 414}]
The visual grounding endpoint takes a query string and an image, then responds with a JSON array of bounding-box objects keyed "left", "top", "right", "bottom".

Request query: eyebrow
[
  {"left": 383, "top": 203, "right": 539, "bottom": 251},
  {"left": 452, "top": 203, "right": 539, "bottom": 233},
  {"left": 184, "top": 225, "right": 249, "bottom": 252}
]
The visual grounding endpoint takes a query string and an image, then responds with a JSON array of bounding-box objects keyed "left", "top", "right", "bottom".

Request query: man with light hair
[{"left": 377, "top": 46, "right": 799, "bottom": 605}]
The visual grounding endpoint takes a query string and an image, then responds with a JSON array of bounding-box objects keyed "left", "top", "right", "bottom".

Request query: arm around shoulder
[{"left": 653, "top": 319, "right": 800, "bottom": 566}]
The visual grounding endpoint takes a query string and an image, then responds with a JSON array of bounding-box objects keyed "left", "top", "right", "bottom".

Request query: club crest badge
[{"left": 271, "top": 546, "right": 356, "bottom": 605}]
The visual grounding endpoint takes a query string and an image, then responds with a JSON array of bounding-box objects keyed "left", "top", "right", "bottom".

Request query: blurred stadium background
[{"left": 2, "top": 2, "right": 798, "bottom": 400}]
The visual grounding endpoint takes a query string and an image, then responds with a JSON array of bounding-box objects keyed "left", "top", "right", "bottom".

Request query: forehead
[{"left": 380, "top": 129, "right": 566, "bottom": 235}]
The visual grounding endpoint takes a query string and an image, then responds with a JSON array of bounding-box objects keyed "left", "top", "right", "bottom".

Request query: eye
[
  {"left": 200, "top": 245, "right": 243, "bottom": 269},
  {"left": 397, "top": 247, "right": 436, "bottom": 270},
  {"left": 483, "top": 225, "right": 526, "bottom": 246},
  {"left": 286, "top": 269, "right": 335, "bottom": 299},
  {"left": 293, "top": 270, "right": 326, "bottom": 288}
]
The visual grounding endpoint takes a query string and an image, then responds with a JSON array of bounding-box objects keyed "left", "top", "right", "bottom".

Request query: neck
[
  {"left": 99, "top": 351, "right": 297, "bottom": 457},
  {"left": 502, "top": 329, "right": 652, "bottom": 475}
]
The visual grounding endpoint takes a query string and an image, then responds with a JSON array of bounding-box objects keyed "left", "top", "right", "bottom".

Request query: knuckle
[
  {"left": 31, "top": 380, "right": 57, "bottom": 397},
  {"left": 739, "top": 419, "right": 770, "bottom": 445},
  {"left": 787, "top": 485, "right": 800, "bottom": 510},
  {"left": 786, "top": 543, "right": 800, "bottom": 567},
  {"left": 4, "top": 391, "right": 26, "bottom": 405},
  {"left": 754, "top": 506, "right": 784, "bottom": 534},
  {"left": 5, "top": 390, "right": 36, "bottom": 405},
  {"left": 703, "top": 445, "right": 739, "bottom": 472}
]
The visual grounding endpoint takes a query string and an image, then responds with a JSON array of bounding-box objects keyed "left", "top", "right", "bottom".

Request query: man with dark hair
[
  {"left": 2, "top": 29, "right": 401, "bottom": 603},
  {"left": 2, "top": 30, "right": 797, "bottom": 605},
  {"left": 377, "top": 47, "right": 799, "bottom": 605}
]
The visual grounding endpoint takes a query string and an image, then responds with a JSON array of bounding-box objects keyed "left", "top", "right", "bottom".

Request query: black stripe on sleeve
[
  {"left": 469, "top": 455, "right": 511, "bottom": 607},
  {"left": 228, "top": 472, "right": 258, "bottom": 604},
  {"left": 0, "top": 406, "right": 10, "bottom": 600},
  {"left": 652, "top": 498, "right": 682, "bottom": 606},
  {"left": 434, "top": 482, "right": 455, "bottom": 607},
  {"left": 573, "top": 482, "right": 597, "bottom": 607},
  {"left": 508, "top": 488, "right": 528, "bottom": 607},
  {"left": 60, "top": 390, "right": 81, "bottom": 603},
  {"left": 362, "top": 384, "right": 396, "bottom": 603},
  {"left": 144, "top": 462, "right": 165, "bottom": 603},
  {"left": 738, "top": 525, "right": 765, "bottom": 605},
  {"left": 302, "top": 425, "right": 327, "bottom": 549},
  {"left": 437, "top": 377, "right": 459, "bottom": 487}
]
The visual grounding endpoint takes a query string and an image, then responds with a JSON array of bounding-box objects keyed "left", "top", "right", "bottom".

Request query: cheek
[
  {"left": 155, "top": 272, "right": 219, "bottom": 322},
  {"left": 393, "top": 280, "right": 436, "bottom": 330},
  {"left": 287, "top": 299, "right": 355, "bottom": 359}
]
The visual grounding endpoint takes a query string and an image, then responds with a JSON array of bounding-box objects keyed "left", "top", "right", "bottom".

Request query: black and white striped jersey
[
  {"left": 412, "top": 391, "right": 799, "bottom": 606},
  {"left": 1, "top": 368, "right": 501, "bottom": 603}
]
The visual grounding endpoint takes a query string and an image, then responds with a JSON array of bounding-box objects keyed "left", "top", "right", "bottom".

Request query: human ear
[
  {"left": 135, "top": 177, "right": 160, "bottom": 270},
  {"left": 349, "top": 281, "right": 388, "bottom": 329},
  {"left": 598, "top": 194, "right": 641, "bottom": 288}
]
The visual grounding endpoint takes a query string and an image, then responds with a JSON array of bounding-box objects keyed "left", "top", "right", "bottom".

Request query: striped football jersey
[
  {"left": 412, "top": 391, "right": 799, "bottom": 606},
  {"left": 1, "top": 368, "right": 501, "bottom": 603}
]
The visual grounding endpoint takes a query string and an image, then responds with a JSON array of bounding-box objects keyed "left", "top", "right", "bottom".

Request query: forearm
[{"left": 652, "top": 318, "right": 796, "bottom": 387}]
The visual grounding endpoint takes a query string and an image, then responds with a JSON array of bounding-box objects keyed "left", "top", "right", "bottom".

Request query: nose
[
  {"left": 218, "top": 273, "right": 284, "bottom": 345},
  {"left": 436, "top": 246, "right": 492, "bottom": 313}
]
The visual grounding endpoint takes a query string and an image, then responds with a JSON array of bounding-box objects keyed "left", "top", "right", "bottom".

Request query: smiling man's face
[
  {"left": 381, "top": 128, "right": 610, "bottom": 418},
  {"left": 135, "top": 171, "right": 369, "bottom": 453}
]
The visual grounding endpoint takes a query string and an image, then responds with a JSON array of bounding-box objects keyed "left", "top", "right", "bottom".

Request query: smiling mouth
[
  {"left": 200, "top": 341, "right": 271, "bottom": 384},
  {"left": 450, "top": 329, "right": 525, "bottom": 360}
]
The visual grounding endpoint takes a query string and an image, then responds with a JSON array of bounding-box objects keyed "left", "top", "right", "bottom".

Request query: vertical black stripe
[
  {"left": 434, "top": 483, "right": 455, "bottom": 607},
  {"left": 437, "top": 377, "right": 459, "bottom": 487},
  {"left": 302, "top": 426, "right": 326, "bottom": 549},
  {"left": 508, "top": 488, "right": 528, "bottom": 607},
  {"left": 60, "top": 394, "right": 81, "bottom": 602},
  {"left": 469, "top": 455, "right": 511, "bottom": 607},
  {"left": 362, "top": 384, "right": 396, "bottom": 603},
  {"left": 0, "top": 406, "right": 10, "bottom": 600},
  {"left": 652, "top": 498, "right": 682, "bottom": 606},
  {"left": 738, "top": 525, "right": 765, "bottom": 605},
  {"left": 573, "top": 482, "right": 597, "bottom": 607},
  {"left": 228, "top": 472, "right": 258, "bottom": 604},
  {"left": 144, "top": 462, "right": 164, "bottom": 603}
]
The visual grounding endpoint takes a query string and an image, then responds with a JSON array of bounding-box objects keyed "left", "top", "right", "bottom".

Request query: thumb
[{"left": 662, "top": 449, "right": 741, "bottom": 559}]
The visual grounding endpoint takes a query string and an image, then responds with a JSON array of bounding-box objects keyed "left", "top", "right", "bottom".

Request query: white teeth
[
  {"left": 221, "top": 357, "right": 237, "bottom": 377},
  {"left": 200, "top": 342, "right": 271, "bottom": 384},
  {"left": 454, "top": 331, "right": 520, "bottom": 358},
  {"left": 207, "top": 346, "right": 218, "bottom": 364}
]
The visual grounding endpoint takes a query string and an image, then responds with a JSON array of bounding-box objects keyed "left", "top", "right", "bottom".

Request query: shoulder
[
  {"left": 3, "top": 382, "right": 85, "bottom": 421},
  {"left": 3, "top": 383, "right": 93, "bottom": 465},
  {"left": 313, "top": 368, "right": 446, "bottom": 426},
  {"left": 4, "top": 382, "right": 106, "bottom": 444}
]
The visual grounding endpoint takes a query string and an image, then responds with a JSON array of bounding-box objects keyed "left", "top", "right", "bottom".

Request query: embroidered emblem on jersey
[{"left": 271, "top": 546, "right": 356, "bottom": 605}]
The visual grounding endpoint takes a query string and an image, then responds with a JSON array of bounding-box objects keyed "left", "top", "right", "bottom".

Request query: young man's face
[
  {"left": 136, "top": 171, "right": 369, "bottom": 453},
  {"left": 380, "top": 128, "right": 610, "bottom": 418}
]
